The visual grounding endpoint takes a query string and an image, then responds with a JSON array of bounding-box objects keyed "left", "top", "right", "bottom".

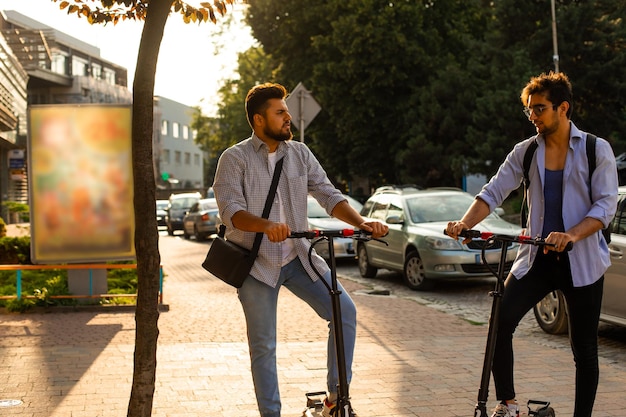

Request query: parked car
[
  {"left": 182, "top": 198, "right": 219, "bottom": 241},
  {"left": 534, "top": 186, "right": 626, "bottom": 334},
  {"left": 357, "top": 185, "right": 522, "bottom": 290},
  {"left": 307, "top": 194, "right": 363, "bottom": 259},
  {"left": 165, "top": 192, "right": 201, "bottom": 236},
  {"left": 156, "top": 200, "right": 169, "bottom": 227}
]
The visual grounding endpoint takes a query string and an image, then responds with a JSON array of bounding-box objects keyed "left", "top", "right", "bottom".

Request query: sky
[{"left": 0, "top": 0, "right": 256, "bottom": 115}]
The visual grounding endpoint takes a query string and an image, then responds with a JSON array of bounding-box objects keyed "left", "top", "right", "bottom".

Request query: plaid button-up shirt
[{"left": 213, "top": 134, "right": 346, "bottom": 288}]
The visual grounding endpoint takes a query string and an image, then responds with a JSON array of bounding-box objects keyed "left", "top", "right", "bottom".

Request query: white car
[{"left": 307, "top": 195, "right": 363, "bottom": 259}]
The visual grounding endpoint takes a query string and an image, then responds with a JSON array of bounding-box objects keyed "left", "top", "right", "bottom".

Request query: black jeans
[{"left": 492, "top": 250, "right": 604, "bottom": 417}]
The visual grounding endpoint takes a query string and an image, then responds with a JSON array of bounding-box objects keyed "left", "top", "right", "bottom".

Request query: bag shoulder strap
[
  {"left": 250, "top": 157, "right": 284, "bottom": 256},
  {"left": 218, "top": 157, "right": 284, "bottom": 255}
]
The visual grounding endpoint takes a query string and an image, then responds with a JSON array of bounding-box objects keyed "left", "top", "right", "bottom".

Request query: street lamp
[{"left": 551, "top": 0, "right": 559, "bottom": 72}]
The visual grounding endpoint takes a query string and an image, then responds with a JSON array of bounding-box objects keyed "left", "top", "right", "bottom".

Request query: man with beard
[
  {"left": 213, "top": 83, "right": 388, "bottom": 417},
  {"left": 445, "top": 72, "right": 617, "bottom": 417}
]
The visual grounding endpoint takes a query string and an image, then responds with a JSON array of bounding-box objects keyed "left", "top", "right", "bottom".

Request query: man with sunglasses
[{"left": 446, "top": 72, "right": 617, "bottom": 417}]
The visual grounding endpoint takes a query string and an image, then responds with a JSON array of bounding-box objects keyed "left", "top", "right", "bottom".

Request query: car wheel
[
  {"left": 194, "top": 225, "right": 206, "bottom": 242},
  {"left": 403, "top": 251, "right": 433, "bottom": 291},
  {"left": 533, "top": 290, "right": 569, "bottom": 334},
  {"left": 183, "top": 228, "right": 190, "bottom": 239},
  {"left": 357, "top": 244, "right": 377, "bottom": 278}
]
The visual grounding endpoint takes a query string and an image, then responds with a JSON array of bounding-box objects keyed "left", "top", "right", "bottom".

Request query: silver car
[
  {"left": 182, "top": 198, "right": 219, "bottom": 241},
  {"left": 166, "top": 192, "right": 202, "bottom": 235},
  {"left": 357, "top": 186, "right": 522, "bottom": 290},
  {"left": 534, "top": 186, "right": 626, "bottom": 333},
  {"left": 307, "top": 194, "right": 363, "bottom": 259}
]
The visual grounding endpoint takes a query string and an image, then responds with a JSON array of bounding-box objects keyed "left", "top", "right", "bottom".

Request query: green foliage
[
  {"left": 5, "top": 298, "right": 35, "bottom": 313},
  {"left": 0, "top": 217, "right": 5, "bottom": 237},
  {"left": 191, "top": 46, "right": 276, "bottom": 184},
  {"left": 203, "top": 0, "right": 626, "bottom": 190},
  {"left": 0, "top": 236, "right": 31, "bottom": 264},
  {"left": 1, "top": 201, "right": 29, "bottom": 222},
  {"left": 0, "top": 264, "right": 139, "bottom": 310}
]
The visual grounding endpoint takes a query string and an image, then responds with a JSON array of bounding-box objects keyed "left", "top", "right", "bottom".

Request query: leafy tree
[
  {"left": 55, "top": 1, "right": 238, "bottom": 416},
  {"left": 462, "top": 0, "right": 626, "bottom": 179},
  {"left": 246, "top": 0, "right": 495, "bottom": 188},
  {"left": 192, "top": 45, "right": 275, "bottom": 184},
  {"left": 205, "top": 0, "right": 626, "bottom": 193}
]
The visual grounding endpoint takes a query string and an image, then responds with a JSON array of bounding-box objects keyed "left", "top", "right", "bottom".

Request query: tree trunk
[{"left": 127, "top": 1, "right": 174, "bottom": 416}]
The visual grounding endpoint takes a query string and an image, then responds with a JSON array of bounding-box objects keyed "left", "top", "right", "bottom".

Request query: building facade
[
  {"left": 0, "top": 12, "right": 30, "bottom": 223},
  {"left": 0, "top": 10, "right": 206, "bottom": 224},
  {"left": 154, "top": 96, "right": 204, "bottom": 193}
]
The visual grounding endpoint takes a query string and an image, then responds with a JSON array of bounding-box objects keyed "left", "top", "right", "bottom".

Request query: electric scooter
[
  {"left": 289, "top": 229, "right": 387, "bottom": 417},
  {"left": 446, "top": 229, "right": 572, "bottom": 417}
]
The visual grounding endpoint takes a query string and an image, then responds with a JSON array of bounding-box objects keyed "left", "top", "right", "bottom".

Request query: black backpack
[{"left": 521, "top": 133, "right": 611, "bottom": 243}]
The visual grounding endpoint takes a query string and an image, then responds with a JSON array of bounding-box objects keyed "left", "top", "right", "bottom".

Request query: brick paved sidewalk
[{"left": 0, "top": 232, "right": 624, "bottom": 416}]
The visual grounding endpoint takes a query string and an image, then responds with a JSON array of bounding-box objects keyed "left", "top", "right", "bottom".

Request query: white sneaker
[{"left": 491, "top": 402, "right": 520, "bottom": 417}]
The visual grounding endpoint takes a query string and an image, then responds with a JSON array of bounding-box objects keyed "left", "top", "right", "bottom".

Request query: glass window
[
  {"left": 182, "top": 125, "right": 189, "bottom": 140},
  {"left": 103, "top": 68, "right": 116, "bottom": 85},
  {"left": 175, "top": 151, "right": 181, "bottom": 164},
  {"left": 172, "top": 122, "right": 179, "bottom": 138},
  {"left": 184, "top": 152, "right": 190, "bottom": 164},
  {"left": 51, "top": 54, "right": 67, "bottom": 75},
  {"left": 162, "top": 149, "right": 170, "bottom": 164},
  {"left": 369, "top": 194, "right": 391, "bottom": 221},
  {"left": 72, "top": 57, "right": 88, "bottom": 76},
  {"left": 92, "top": 63, "right": 102, "bottom": 79},
  {"left": 161, "top": 120, "right": 168, "bottom": 135},
  {"left": 386, "top": 196, "right": 404, "bottom": 221}
]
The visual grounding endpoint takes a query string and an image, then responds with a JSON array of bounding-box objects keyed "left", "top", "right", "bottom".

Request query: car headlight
[{"left": 425, "top": 236, "right": 464, "bottom": 250}]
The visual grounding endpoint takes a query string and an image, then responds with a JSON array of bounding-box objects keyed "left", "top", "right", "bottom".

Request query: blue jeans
[{"left": 238, "top": 257, "right": 357, "bottom": 417}]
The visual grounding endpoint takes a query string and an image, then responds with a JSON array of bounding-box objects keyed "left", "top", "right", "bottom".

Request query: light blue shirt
[
  {"left": 213, "top": 134, "right": 346, "bottom": 288},
  {"left": 477, "top": 122, "right": 618, "bottom": 287}
]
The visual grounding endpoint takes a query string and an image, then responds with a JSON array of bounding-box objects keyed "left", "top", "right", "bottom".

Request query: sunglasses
[{"left": 523, "top": 104, "right": 558, "bottom": 118}]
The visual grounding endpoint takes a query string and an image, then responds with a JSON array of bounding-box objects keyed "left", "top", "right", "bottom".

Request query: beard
[
  {"left": 265, "top": 125, "right": 293, "bottom": 142},
  {"left": 536, "top": 117, "right": 559, "bottom": 137}
]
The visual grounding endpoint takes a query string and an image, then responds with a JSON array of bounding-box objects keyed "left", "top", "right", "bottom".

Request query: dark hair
[
  {"left": 245, "top": 83, "right": 288, "bottom": 128},
  {"left": 520, "top": 71, "right": 573, "bottom": 118}
]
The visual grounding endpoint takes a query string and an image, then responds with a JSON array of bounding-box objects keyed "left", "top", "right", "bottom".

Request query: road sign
[
  {"left": 285, "top": 82, "right": 321, "bottom": 141},
  {"left": 7, "top": 149, "right": 25, "bottom": 168}
]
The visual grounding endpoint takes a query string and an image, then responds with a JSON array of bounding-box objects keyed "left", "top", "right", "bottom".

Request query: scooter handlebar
[
  {"left": 290, "top": 229, "right": 388, "bottom": 245},
  {"left": 443, "top": 229, "right": 573, "bottom": 251},
  {"left": 290, "top": 229, "right": 358, "bottom": 239}
]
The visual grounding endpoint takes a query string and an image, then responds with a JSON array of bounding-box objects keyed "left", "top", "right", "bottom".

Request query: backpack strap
[
  {"left": 586, "top": 133, "right": 597, "bottom": 201},
  {"left": 521, "top": 133, "right": 601, "bottom": 232},
  {"left": 521, "top": 139, "right": 538, "bottom": 228}
]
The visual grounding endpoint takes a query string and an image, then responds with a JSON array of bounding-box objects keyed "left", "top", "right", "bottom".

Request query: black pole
[
  {"left": 475, "top": 242, "right": 508, "bottom": 417},
  {"left": 327, "top": 236, "right": 351, "bottom": 417}
]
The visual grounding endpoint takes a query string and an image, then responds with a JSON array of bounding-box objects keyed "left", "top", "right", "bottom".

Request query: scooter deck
[
  {"left": 302, "top": 391, "right": 325, "bottom": 417},
  {"left": 303, "top": 408, "right": 323, "bottom": 417}
]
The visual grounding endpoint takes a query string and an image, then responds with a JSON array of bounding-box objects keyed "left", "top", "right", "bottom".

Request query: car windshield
[
  {"left": 157, "top": 201, "right": 168, "bottom": 210},
  {"left": 307, "top": 196, "right": 363, "bottom": 218},
  {"left": 170, "top": 197, "right": 197, "bottom": 210},
  {"left": 406, "top": 193, "right": 478, "bottom": 223}
]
